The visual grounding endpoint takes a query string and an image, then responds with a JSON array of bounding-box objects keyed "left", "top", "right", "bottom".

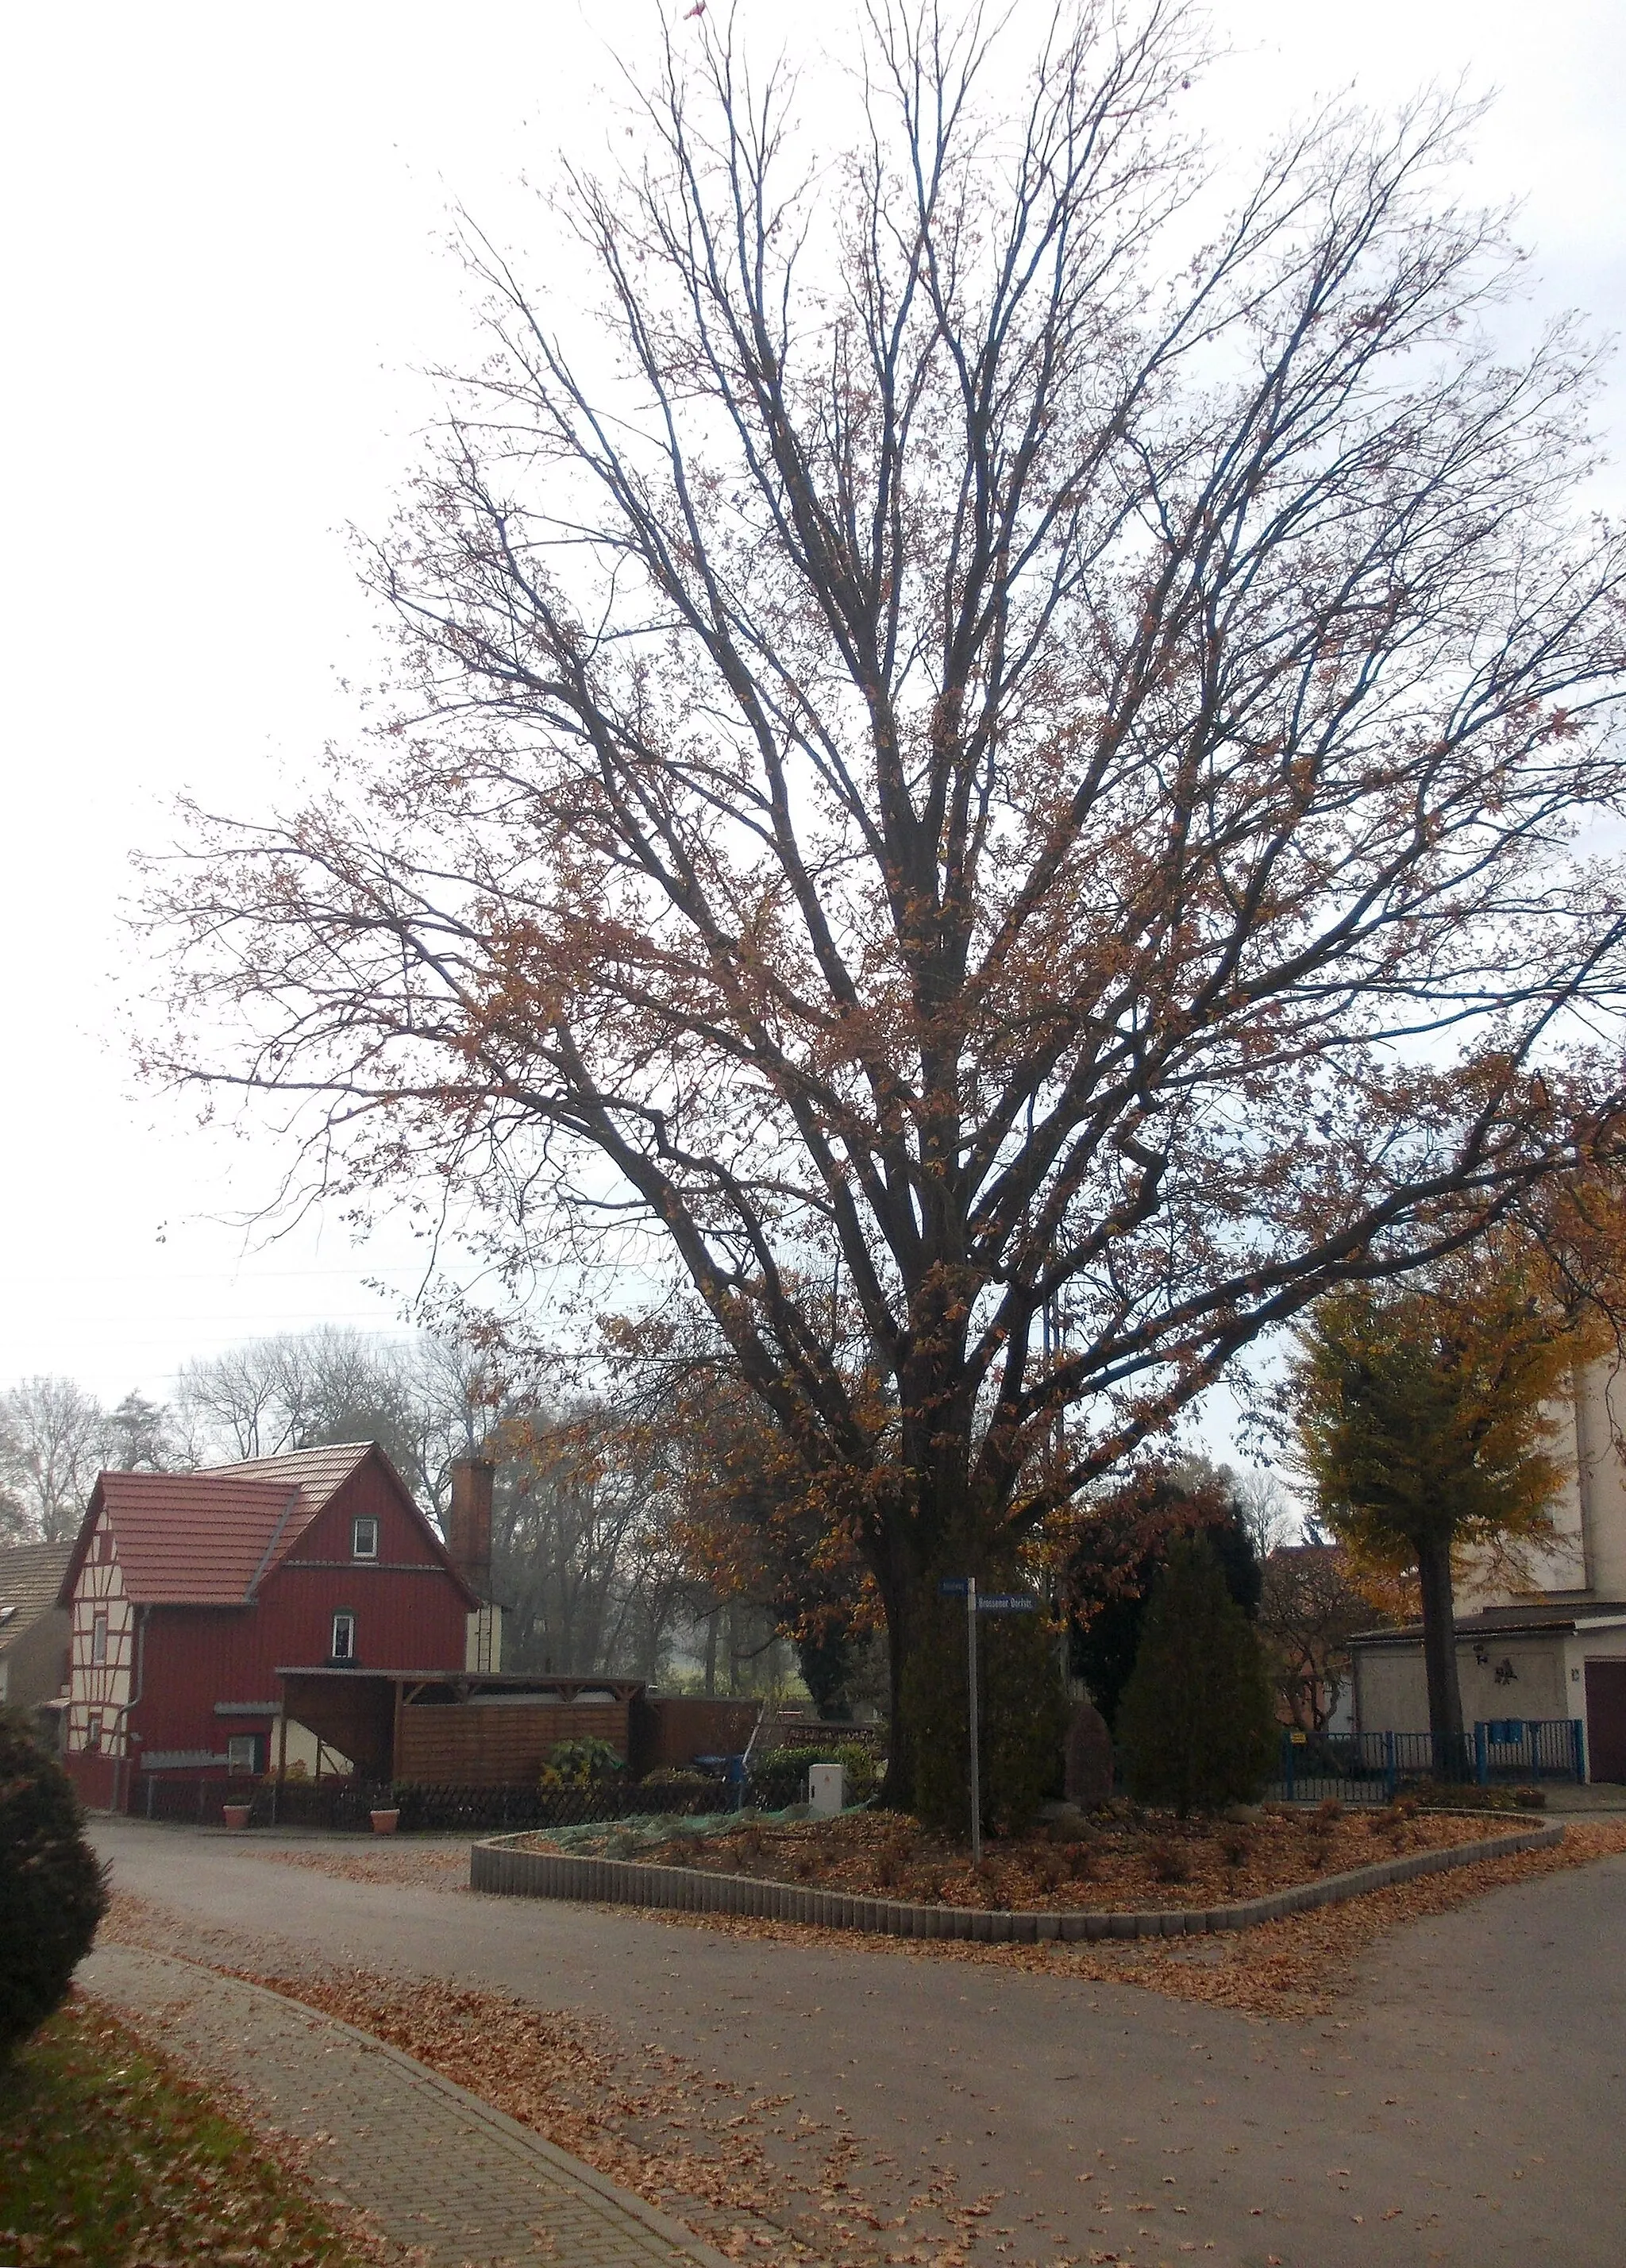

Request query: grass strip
[{"left": 0, "top": 1994, "right": 383, "bottom": 2268}]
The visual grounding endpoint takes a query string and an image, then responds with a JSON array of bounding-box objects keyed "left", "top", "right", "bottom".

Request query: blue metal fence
[{"left": 1273, "top": 1719, "right": 1585, "bottom": 1803}]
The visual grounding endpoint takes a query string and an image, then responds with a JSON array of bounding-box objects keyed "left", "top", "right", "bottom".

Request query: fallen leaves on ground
[
  {"left": 208, "top": 1965, "right": 1000, "bottom": 2268},
  {"left": 0, "top": 1993, "right": 406, "bottom": 2268},
  {"left": 95, "top": 1823, "right": 1626, "bottom": 2268},
  {"left": 639, "top": 1818, "right": 1626, "bottom": 2018},
  {"left": 516, "top": 1801, "right": 1516, "bottom": 1914},
  {"left": 256, "top": 1844, "right": 469, "bottom": 1890}
]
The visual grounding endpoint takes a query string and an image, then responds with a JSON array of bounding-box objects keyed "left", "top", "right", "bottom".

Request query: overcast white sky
[{"left": 0, "top": 0, "right": 1621, "bottom": 1426}]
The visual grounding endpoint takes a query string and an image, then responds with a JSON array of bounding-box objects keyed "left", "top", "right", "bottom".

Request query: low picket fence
[{"left": 133, "top": 1756, "right": 819, "bottom": 1833}]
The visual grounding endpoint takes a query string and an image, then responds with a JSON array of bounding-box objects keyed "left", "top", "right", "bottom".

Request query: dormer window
[
  {"left": 330, "top": 1611, "right": 356, "bottom": 1664},
  {"left": 351, "top": 1515, "right": 379, "bottom": 1560}
]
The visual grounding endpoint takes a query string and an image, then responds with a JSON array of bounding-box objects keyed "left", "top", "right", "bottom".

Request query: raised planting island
[{"left": 471, "top": 1801, "right": 1563, "bottom": 1941}]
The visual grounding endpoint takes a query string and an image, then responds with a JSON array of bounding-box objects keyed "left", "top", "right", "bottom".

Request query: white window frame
[
  {"left": 351, "top": 1514, "right": 379, "bottom": 1560},
  {"left": 330, "top": 1610, "right": 356, "bottom": 1663},
  {"left": 226, "top": 1734, "right": 259, "bottom": 1775},
  {"left": 91, "top": 1613, "right": 108, "bottom": 1665}
]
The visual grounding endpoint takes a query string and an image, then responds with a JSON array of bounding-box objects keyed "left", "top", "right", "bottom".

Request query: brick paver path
[{"left": 79, "top": 1943, "right": 733, "bottom": 2268}]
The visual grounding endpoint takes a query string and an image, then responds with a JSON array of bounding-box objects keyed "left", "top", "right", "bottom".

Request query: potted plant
[
  {"left": 369, "top": 1803, "right": 401, "bottom": 1835},
  {"left": 222, "top": 1803, "right": 252, "bottom": 1831}
]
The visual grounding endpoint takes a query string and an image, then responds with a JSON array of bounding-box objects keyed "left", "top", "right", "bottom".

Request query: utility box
[{"left": 807, "top": 1762, "right": 845, "bottom": 1816}]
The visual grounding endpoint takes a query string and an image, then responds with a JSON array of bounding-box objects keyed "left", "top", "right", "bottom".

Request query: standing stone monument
[{"left": 1063, "top": 1697, "right": 1114, "bottom": 1810}]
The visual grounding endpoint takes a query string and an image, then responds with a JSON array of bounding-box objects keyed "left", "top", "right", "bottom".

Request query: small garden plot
[{"left": 518, "top": 1799, "right": 1509, "bottom": 1911}]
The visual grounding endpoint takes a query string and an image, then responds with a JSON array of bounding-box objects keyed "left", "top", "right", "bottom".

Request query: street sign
[
  {"left": 977, "top": 1594, "right": 1037, "bottom": 1613},
  {"left": 938, "top": 1576, "right": 969, "bottom": 1596}
]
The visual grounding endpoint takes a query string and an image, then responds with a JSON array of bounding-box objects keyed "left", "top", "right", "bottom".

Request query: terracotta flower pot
[
  {"left": 222, "top": 1803, "right": 252, "bottom": 1831},
  {"left": 370, "top": 1807, "right": 401, "bottom": 1836}
]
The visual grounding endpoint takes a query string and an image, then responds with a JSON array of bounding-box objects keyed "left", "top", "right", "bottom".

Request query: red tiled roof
[
  {"left": 0, "top": 1541, "right": 71, "bottom": 1641},
  {"left": 60, "top": 1442, "right": 383, "bottom": 1608}
]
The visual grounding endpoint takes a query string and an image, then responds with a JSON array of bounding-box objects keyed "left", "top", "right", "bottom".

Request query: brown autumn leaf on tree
[
  {"left": 597, "top": 1309, "right": 884, "bottom": 1713},
  {"left": 143, "top": 4, "right": 1626, "bottom": 1799}
]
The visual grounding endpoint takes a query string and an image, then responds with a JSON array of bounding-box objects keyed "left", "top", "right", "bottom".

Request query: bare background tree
[
  {"left": 175, "top": 1326, "right": 496, "bottom": 1516},
  {"left": 0, "top": 1327, "right": 711, "bottom": 1684},
  {"left": 491, "top": 1402, "right": 699, "bottom": 1678},
  {"left": 0, "top": 1378, "right": 125, "bottom": 1544},
  {"left": 146, "top": 2, "right": 1626, "bottom": 1792},
  {"left": 1257, "top": 1534, "right": 1373, "bottom": 1735}
]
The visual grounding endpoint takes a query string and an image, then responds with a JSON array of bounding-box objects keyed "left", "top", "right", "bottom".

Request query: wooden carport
[{"left": 275, "top": 1667, "right": 648, "bottom": 1784}]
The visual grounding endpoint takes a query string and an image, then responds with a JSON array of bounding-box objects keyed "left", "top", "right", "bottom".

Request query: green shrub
[
  {"left": 752, "top": 1746, "right": 815, "bottom": 1776},
  {"left": 1115, "top": 1539, "right": 1277, "bottom": 1816},
  {"left": 755, "top": 1742, "right": 880, "bottom": 1796},
  {"left": 641, "top": 1765, "right": 715, "bottom": 1788},
  {"left": 539, "top": 1738, "right": 626, "bottom": 1787},
  {"left": 0, "top": 1708, "right": 108, "bottom": 2058}
]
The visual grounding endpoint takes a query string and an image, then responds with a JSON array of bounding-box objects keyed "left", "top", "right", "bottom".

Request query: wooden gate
[{"left": 1583, "top": 1660, "right": 1626, "bottom": 1784}]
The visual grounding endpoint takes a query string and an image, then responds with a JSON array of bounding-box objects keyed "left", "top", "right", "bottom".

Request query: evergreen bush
[
  {"left": 904, "top": 1568, "right": 1068, "bottom": 1838},
  {"left": 0, "top": 1708, "right": 108, "bottom": 2058},
  {"left": 754, "top": 1741, "right": 880, "bottom": 1796},
  {"left": 1115, "top": 1540, "right": 1277, "bottom": 1815}
]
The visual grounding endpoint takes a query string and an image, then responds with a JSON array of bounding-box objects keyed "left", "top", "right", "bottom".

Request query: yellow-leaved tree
[{"left": 1285, "top": 1244, "right": 1593, "bottom": 1759}]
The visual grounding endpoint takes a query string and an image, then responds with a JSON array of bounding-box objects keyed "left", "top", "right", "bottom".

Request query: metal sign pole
[{"left": 966, "top": 1576, "right": 981, "bottom": 1866}]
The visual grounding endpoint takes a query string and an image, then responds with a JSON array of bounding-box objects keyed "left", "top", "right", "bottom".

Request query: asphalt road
[{"left": 87, "top": 1819, "right": 1626, "bottom": 2268}]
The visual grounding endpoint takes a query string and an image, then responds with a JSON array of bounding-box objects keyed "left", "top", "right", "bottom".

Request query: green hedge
[{"left": 1, "top": 1710, "right": 108, "bottom": 2058}]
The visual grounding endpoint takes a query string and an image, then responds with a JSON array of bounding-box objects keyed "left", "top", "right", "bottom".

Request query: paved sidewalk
[
  {"left": 1543, "top": 1781, "right": 1626, "bottom": 1814},
  {"left": 79, "top": 1943, "right": 734, "bottom": 2268}
]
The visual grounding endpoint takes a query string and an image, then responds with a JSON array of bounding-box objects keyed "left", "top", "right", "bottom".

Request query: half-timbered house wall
[{"left": 65, "top": 1506, "right": 134, "bottom": 1758}]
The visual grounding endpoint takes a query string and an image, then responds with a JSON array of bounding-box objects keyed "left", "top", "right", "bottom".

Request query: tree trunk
[
  {"left": 878, "top": 1556, "right": 919, "bottom": 1811},
  {"left": 1415, "top": 1531, "right": 1466, "bottom": 1774}
]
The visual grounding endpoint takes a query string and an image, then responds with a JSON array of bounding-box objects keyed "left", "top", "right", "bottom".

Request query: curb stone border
[
  {"left": 83, "top": 1944, "right": 738, "bottom": 2268},
  {"left": 469, "top": 1821, "right": 1565, "bottom": 1941}
]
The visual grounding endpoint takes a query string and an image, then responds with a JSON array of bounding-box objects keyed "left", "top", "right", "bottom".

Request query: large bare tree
[
  {"left": 0, "top": 1378, "right": 110, "bottom": 1544},
  {"left": 148, "top": 2, "right": 1626, "bottom": 1794}
]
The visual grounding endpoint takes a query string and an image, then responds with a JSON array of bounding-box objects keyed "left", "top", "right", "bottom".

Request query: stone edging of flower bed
[{"left": 468, "top": 1820, "right": 1564, "bottom": 1941}]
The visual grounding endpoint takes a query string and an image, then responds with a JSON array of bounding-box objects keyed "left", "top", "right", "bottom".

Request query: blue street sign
[
  {"left": 938, "top": 1576, "right": 969, "bottom": 1596},
  {"left": 977, "top": 1594, "right": 1037, "bottom": 1612}
]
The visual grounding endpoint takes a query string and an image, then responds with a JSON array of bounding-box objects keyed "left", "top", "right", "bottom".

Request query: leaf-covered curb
[{"left": 471, "top": 1820, "right": 1563, "bottom": 1939}]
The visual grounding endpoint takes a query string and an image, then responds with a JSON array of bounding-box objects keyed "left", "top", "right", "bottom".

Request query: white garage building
[{"left": 1348, "top": 1357, "right": 1626, "bottom": 1784}]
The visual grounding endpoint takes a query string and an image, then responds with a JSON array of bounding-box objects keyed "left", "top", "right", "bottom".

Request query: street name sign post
[{"left": 938, "top": 1577, "right": 1037, "bottom": 1863}]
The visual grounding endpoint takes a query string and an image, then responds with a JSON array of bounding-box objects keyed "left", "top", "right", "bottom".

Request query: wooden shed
[
  {"left": 275, "top": 1668, "right": 761, "bottom": 1785},
  {"left": 277, "top": 1668, "right": 645, "bottom": 1785}
]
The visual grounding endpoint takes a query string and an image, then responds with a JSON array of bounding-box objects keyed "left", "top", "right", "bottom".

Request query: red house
[{"left": 56, "top": 1441, "right": 479, "bottom": 1811}]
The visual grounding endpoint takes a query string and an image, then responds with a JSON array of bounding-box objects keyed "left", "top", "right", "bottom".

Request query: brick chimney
[{"left": 446, "top": 1458, "right": 495, "bottom": 1603}]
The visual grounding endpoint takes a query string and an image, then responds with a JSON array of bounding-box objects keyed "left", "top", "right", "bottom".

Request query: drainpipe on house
[{"left": 117, "top": 1605, "right": 149, "bottom": 1818}]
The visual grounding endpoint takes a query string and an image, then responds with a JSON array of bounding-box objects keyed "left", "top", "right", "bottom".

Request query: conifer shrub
[
  {"left": 904, "top": 1564, "right": 1068, "bottom": 1838},
  {"left": 1115, "top": 1540, "right": 1278, "bottom": 1816},
  {"left": 0, "top": 1708, "right": 108, "bottom": 2058}
]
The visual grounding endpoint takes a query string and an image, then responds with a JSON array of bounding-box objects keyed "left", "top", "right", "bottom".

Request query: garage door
[{"left": 1584, "top": 1660, "right": 1626, "bottom": 1784}]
